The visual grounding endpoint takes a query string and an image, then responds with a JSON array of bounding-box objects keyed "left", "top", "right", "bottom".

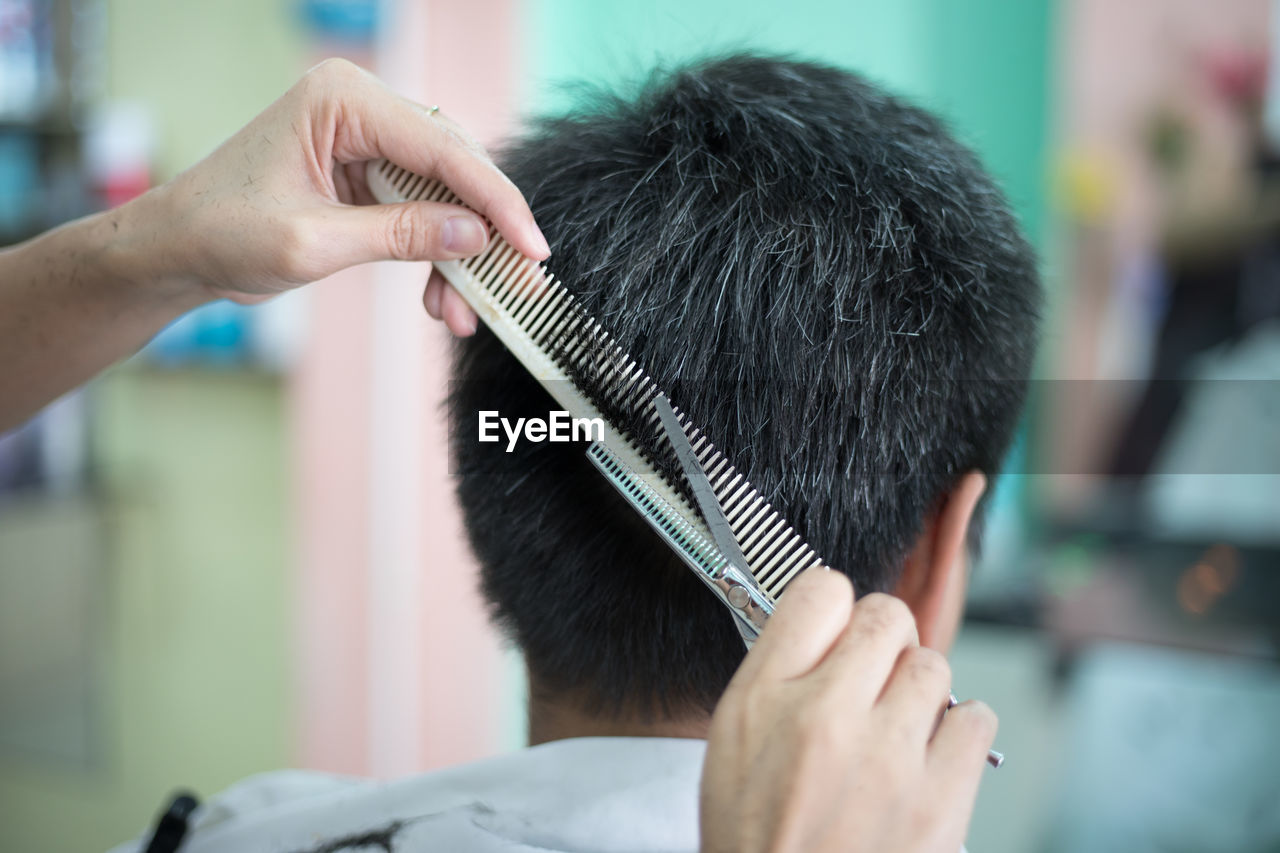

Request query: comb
[{"left": 365, "top": 158, "right": 824, "bottom": 604}]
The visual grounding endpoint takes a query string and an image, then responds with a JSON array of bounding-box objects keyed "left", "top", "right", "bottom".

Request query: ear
[{"left": 891, "top": 471, "right": 986, "bottom": 653}]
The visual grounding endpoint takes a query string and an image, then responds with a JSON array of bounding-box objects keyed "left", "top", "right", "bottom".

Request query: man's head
[{"left": 450, "top": 55, "right": 1040, "bottom": 722}]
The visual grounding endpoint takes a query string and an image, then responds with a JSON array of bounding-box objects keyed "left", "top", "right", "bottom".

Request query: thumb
[
  {"left": 734, "top": 567, "right": 853, "bottom": 685},
  {"left": 317, "top": 200, "right": 491, "bottom": 267}
]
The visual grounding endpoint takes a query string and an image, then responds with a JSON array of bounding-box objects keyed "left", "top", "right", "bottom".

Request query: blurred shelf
[
  {"left": 120, "top": 362, "right": 290, "bottom": 382},
  {"left": 0, "top": 117, "right": 81, "bottom": 136},
  {"left": 967, "top": 523, "right": 1280, "bottom": 665}
]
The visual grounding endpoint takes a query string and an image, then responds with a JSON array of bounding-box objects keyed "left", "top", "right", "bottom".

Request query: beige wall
[
  {"left": 0, "top": 369, "right": 293, "bottom": 852},
  {"left": 0, "top": 1, "right": 306, "bottom": 849},
  {"left": 105, "top": 0, "right": 307, "bottom": 181}
]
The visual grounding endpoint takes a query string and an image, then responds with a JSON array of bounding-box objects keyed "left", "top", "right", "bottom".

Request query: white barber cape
[{"left": 109, "top": 737, "right": 706, "bottom": 853}]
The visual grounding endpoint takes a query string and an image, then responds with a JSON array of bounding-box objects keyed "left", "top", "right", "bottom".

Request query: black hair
[{"left": 449, "top": 54, "right": 1040, "bottom": 718}]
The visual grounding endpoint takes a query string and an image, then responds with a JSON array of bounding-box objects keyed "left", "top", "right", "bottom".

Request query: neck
[{"left": 526, "top": 679, "right": 711, "bottom": 746}]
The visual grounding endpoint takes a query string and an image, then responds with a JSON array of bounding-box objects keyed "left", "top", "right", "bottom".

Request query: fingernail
[
  {"left": 529, "top": 221, "right": 551, "bottom": 258},
  {"left": 443, "top": 216, "right": 488, "bottom": 253},
  {"left": 464, "top": 310, "right": 478, "bottom": 335}
]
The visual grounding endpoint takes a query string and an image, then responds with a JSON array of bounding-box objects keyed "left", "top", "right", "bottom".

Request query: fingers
[
  {"left": 423, "top": 270, "right": 446, "bottom": 320},
  {"left": 323, "top": 200, "right": 491, "bottom": 267},
  {"left": 306, "top": 60, "right": 549, "bottom": 261},
  {"left": 875, "top": 645, "right": 953, "bottom": 743},
  {"left": 810, "top": 592, "right": 920, "bottom": 706},
  {"left": 312, "top": 198, "right": 480, "bottom": 336},
  {"left": 403, "top": 109, "right": 552, "bottom": 260},
  {"left": 930, "top": 699, "right": 997, "bottom": 767},
  {"left": 927, "top": 700, "right": 998, "bottom": 834},
  {"left": 440, "top": 276, "right": 478, "bottom": 336},
  {"left": 423, "top": 268, "right": 478, "bottom": 336},
  {"left": 736, "top": 567, "right": 853, "bottom": 685}
]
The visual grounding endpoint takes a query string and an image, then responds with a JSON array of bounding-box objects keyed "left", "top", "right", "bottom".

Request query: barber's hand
[
  {"left": 700, "top": 569, "right": 996, "bottom": 853},
  {"left": 145, "top": 58, "right": 548, "bottom": 334}
]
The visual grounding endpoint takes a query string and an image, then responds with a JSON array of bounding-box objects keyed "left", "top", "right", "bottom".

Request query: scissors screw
[{"left": 726, "top": 583, "right": 750, "bottom": 608}]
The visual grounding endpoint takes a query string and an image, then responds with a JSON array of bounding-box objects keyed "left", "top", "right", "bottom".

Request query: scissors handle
[{"left": 948, "top": 692, "right": 1005, "bottom": 768}]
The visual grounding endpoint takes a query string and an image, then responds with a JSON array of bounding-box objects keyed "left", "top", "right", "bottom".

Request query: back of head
[{"left": 450, "top": 54, "right": 1040, "bottom": 718}]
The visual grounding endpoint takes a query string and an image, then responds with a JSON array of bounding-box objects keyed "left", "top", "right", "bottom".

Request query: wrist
[{"left": 95, "top": 184, "right": 213, "bottom": 315}]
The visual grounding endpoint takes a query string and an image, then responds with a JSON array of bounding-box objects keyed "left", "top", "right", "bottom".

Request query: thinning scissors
[{"left": 652, "top": 394, "right": 1004, "bottom": 769}]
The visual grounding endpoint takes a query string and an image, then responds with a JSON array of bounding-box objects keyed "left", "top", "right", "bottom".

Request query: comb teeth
[
  {"left": 658, "top": 406, "right": 822, "bottom": 597},
  {"left": 367, "top": 159, "right": 823, "bottom": 601}
]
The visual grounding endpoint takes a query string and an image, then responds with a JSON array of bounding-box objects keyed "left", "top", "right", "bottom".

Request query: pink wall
[
  {"left": 294, "top": 267, "right": 373, "bottom": 774},
  {"left": 1041, "top": 0, "right": 1271, "bottom": 511},
  {"left": 412, "top": 0, "right": 525, "bottom": 772},
  {"left": 293, "top": 0, "right": 523, "bottom": 776},
  {"left": 1060, "top": 0, "right": 1271, "bottom": 251}
]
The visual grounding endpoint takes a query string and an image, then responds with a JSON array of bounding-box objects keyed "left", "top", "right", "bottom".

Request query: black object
[{"left": 142, "top": 791, "right": 200, "bottom": 853}]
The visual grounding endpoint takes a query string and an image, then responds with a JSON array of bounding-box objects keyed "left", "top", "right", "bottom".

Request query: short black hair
[{"left": 450, "top": 54, "right": 1040, "bottom": 718}]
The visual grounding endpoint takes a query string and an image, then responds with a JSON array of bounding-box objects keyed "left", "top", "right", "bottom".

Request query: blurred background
[{"left": 1, "top": 0, "right": 1277, "bottom": 850}]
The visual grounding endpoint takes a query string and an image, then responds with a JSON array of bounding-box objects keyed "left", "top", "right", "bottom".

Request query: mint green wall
[
  {"left": 924, "top": 0, "right": 1054, "bottom": 247},
  {"left": 525, "top": 0, "right": 1052, "bottom": 244},
  {"left": 527, "top": 0, "right": 936, "bottom": 106}
]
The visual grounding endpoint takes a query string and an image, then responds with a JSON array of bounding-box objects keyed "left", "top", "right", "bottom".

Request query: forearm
[
  {"left": 0, "top": 188, "right": 210, "bottom": 432},
  {"left": 1, "top": 60, "right": 548, "bottom": 433}
]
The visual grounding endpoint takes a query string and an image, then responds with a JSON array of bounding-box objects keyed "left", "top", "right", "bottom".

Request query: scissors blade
[{"left": 652, "top": 394, "right": 752, "bottom": 575}]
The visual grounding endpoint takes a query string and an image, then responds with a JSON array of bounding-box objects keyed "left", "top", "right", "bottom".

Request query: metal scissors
[
  {"left": 652, "top": 393, "right": 776, "bottom": 648},
  {"left": 652, "top": 393, "right": 1005, "bottom": 769}
]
